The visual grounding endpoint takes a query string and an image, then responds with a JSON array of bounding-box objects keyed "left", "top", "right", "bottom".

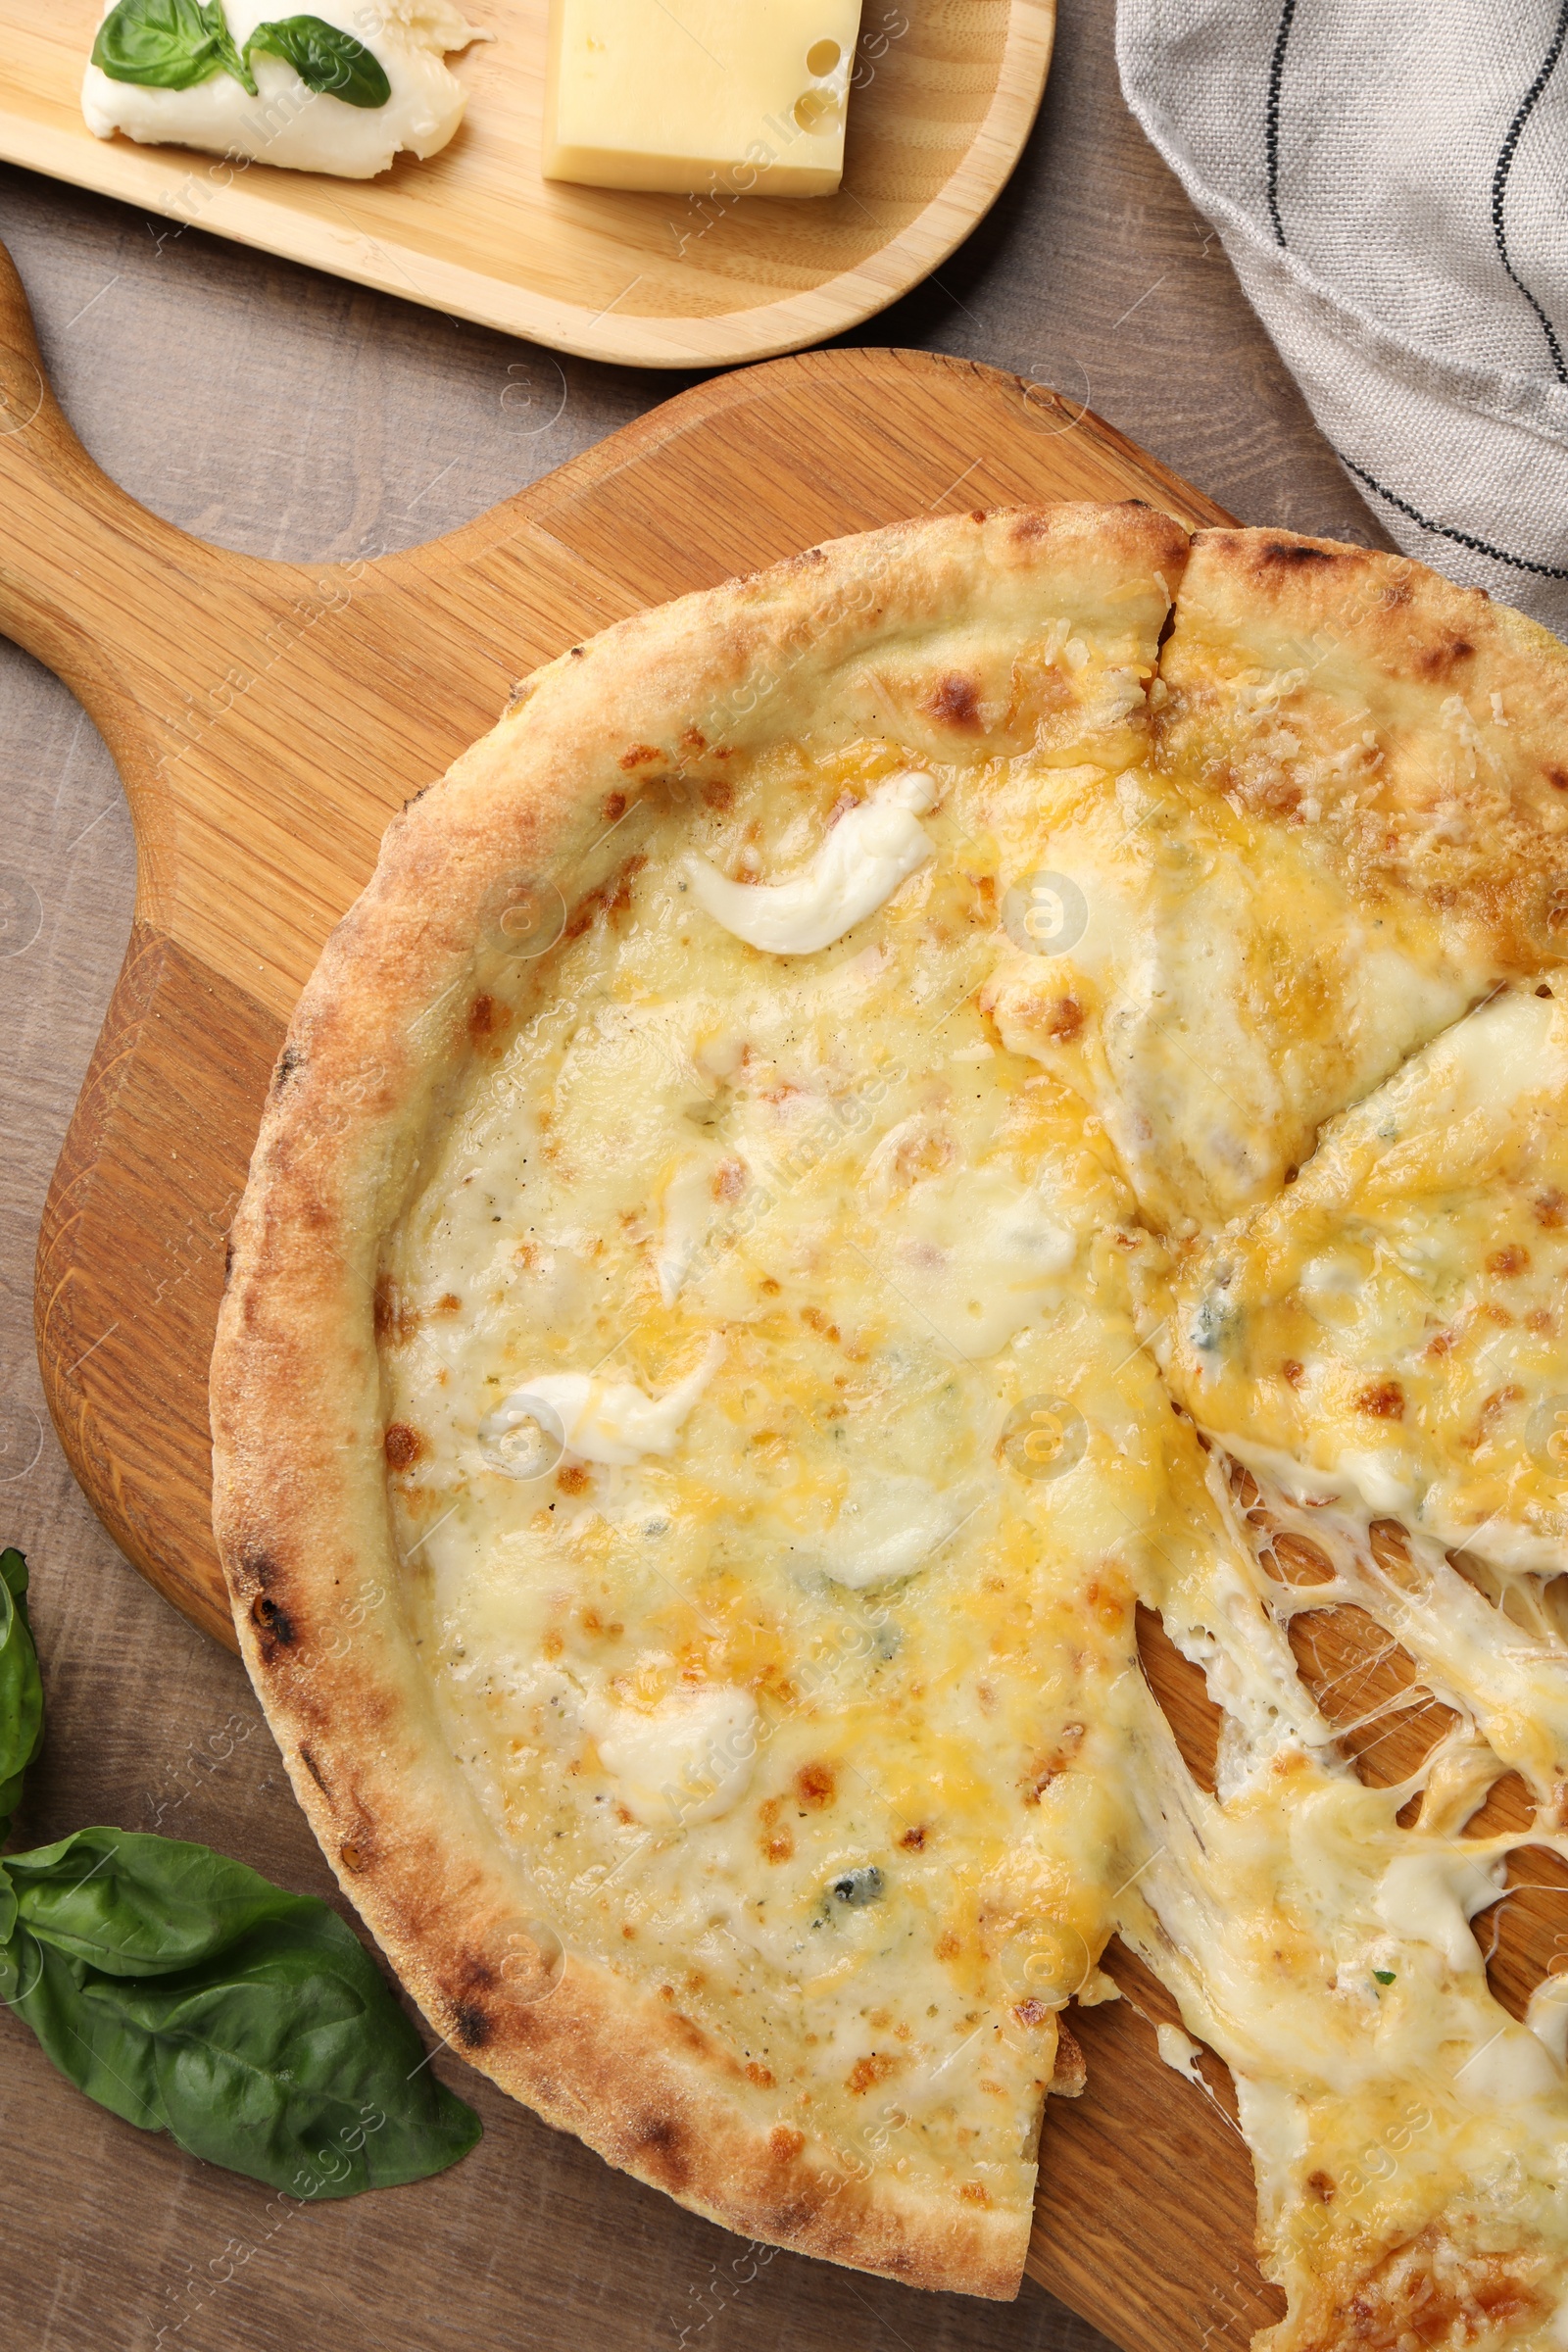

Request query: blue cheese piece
[
  {"left": 543, "top": 0, "right": 864, "bottom": 197},
  {"left": 81, "top": 0, "right": 480, "bottom": 179}
]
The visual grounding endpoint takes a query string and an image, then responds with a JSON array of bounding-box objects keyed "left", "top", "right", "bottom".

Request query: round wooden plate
[{"left": 0, "top": 0, "right": 1054, "bottom": 368}]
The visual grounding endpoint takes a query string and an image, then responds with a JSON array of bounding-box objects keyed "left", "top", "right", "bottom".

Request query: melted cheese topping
[
  {"left": 82, "top": 0, "right": 478, "bottom": 178},
  {"left": 980, "top": 763, "right": 1500, "bottom": 1236},
  {"left": 1166, "top": 985, "right": 1568, "bottom": 1577},
  {"left": 384, "top": 643, "right": 1568, "bottom": 2333}
]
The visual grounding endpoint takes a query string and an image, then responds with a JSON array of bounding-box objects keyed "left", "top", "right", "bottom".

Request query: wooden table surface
[{"left": 0, "top": 4, "right": 1391, "bottom": 2346}]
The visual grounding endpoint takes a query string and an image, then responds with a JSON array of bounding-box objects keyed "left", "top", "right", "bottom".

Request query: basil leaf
[
  {"left": 0, "top": 1547, "right": 43, "bottom": 1843},
  {"left": 91, "top": 0, "right": 257, "bottom": 94},
  {"left": 7, "top": 1856, "right": 480, "bottom": 2193},
  {"left": 0, "top": 1860, "right": 16, "bottom": 1953},
  {"left": 245, "top": 18, "right": 391, "bottom": 107},
  {"left": 8, "top": 1828, "right": 301, "bottom": 1976}
]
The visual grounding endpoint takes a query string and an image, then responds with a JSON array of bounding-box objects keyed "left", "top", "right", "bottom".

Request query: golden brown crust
[
  {"left": 210, "top": 502, "right": 1188, "bottom": 2300},
  {"left": 1159, "top": 530, "right": 1568, "bottom": 967}
]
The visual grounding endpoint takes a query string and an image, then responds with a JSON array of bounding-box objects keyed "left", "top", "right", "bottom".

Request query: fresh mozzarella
[
  {"left": 81, "top": 0, "right": 479, "bottom": 178},
  {"left": 686, "top": 771, "right": 936, "bottom": 955},
  {"left": 479, "top": 1339, "right": 722, "bottom": 1470},
  {"left": 582, "top": 1683, "right": 758, "bottom": 1826}
]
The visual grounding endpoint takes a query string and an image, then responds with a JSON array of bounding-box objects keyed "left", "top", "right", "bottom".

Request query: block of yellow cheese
[{"left": 543, "top": 0, "right": 865, "bottom": 198}]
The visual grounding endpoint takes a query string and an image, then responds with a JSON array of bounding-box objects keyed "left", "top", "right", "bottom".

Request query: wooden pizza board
[{"left": 14, "top": 227, "right": 1541, "bottom": 2352}]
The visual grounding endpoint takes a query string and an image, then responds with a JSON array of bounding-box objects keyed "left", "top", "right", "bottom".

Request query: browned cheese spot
[
  {"left": 1020, "top": 1722, "right": 1086, "bottom": 1801},
  {"left": 928, "top": 672, "right": 982, "bottom": 729},
  {"left": 467, "top": 993, "right": 511, "bottom": 1045},
  {"left": 1413, "top": 635, "right": 1475, "bottom": 682},
  {"left": 383, "top": 1422, "right": 423, "bottom": 1470}
]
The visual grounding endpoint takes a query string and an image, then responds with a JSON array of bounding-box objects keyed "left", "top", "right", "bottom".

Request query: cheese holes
[{"left": 793, "top": 86, "right": 837, "bottom": 130}]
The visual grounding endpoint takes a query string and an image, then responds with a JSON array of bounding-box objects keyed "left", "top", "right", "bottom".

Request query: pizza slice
[
  {"left": 1165, "top": 981, "right": 1568, "bottom": 1584},
  {"left": 983, "top": 533, "right": 1568, "bottom": 1239}
]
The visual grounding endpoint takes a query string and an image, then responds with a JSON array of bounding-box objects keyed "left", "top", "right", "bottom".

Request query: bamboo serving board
[
  {"left": 8, "top": 235, "right": 1561, "bottom": 2352},
  {"left": 0, "top": 0, "right": 1053, "bottom": 367}
]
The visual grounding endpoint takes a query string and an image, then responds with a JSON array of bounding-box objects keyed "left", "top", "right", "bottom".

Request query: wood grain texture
[
  {"left": 0, "top": 0, "right": 1054, "bottom": 367},
  {"left": 0, "top": 218, "right": 1287, "bottom": 2347}
]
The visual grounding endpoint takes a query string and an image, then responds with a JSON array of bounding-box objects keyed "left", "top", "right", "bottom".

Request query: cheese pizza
[{"left": 211, "top": 506, "right": 1568, "bottom": 2344}]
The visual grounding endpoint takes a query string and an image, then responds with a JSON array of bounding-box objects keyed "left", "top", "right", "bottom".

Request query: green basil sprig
[
  {"left": 246, "top": 17, "right": 392, "bottom": 108},
  {"left": 0, "top": 1548, "right": 43, "bottom": 1846},
  {"left": 91, "top": 0, "right": 256, "bottom": 95},
  {"left": 91, "top": 0, "right": 393, "bottom": 109},
  {"left": 0, "top": 1551, "right": 478, "bottom": 2195}
]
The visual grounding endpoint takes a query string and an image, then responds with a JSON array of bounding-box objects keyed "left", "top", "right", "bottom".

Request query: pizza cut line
[{"left": 211, "top": 504, "right": 1568, "bottom": 2345}]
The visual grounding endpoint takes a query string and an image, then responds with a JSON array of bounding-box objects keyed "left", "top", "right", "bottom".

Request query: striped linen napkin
[{"left": 1116, "top": 0, "right": 1568, "bottom": 637}]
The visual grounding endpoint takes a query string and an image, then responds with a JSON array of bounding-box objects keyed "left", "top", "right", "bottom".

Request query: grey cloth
[{"left": 1116, "top": 0, "right": 1568, "bottom": 638}]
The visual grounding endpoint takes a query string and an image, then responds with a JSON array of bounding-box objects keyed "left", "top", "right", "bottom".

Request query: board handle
[{"left": 0, "top": 233, "right": 276, "bottom": 733}]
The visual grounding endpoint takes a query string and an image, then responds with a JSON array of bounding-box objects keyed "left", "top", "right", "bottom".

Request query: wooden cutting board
[
  {"left": 20, "top": 225, "right": 1544, "bottom": 2352},
  {"left": 0, "top": 0, "right": 1054, "bottom": 367}
]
